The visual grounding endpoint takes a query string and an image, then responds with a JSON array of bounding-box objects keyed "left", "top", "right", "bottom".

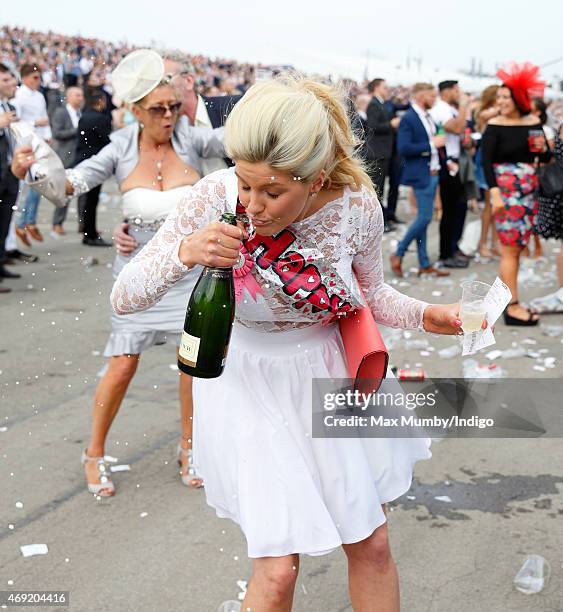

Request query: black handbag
[{"left": 538, "top": 159, "right": 563, "bottom": 198}]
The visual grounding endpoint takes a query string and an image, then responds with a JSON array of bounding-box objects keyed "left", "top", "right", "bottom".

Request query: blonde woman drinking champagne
[{"left": 111, "top": 76, "right": 469, "bottom": 610}]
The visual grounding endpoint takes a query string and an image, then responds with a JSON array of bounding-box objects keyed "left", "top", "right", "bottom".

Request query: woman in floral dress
[{"left": 481, "top": 62, "right": 550, "bottom": 326}]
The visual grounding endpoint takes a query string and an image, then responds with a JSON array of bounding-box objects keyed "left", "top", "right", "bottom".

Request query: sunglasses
[{"left": 139, "top": 102, "right": 182, "bottom": 117}]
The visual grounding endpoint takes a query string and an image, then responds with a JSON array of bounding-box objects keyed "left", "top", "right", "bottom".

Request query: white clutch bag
[{"left": 10, "top": 121, "right": 67, "bottom": 208}]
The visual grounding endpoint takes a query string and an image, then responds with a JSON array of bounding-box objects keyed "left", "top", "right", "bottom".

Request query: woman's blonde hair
[
  {"left": 224, "top": 75, "right": 373, "bottom": 191},
  {"left": 134, "top": 78, "right": 176, "bottom": 107}
]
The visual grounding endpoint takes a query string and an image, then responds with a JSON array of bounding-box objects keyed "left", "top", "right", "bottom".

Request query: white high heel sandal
[
  {"left": 81, "top": 450, "right": 115, "bottom": 497},
  {"left": 177, "top": 444, "right": 204, "bottom": 488}
]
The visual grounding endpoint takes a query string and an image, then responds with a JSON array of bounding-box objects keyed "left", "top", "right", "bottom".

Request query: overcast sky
[{"left": 3, "top": 0, "right": 563, "bottom": 83}]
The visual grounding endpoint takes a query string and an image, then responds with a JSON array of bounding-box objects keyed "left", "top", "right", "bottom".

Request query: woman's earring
[{"left": 139, "top": 122, "right": 144, "bottom": 129}]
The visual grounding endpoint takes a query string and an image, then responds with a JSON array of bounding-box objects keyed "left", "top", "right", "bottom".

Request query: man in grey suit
[{"left": 51, "top": 86, "right": 84, "bottom": 235}]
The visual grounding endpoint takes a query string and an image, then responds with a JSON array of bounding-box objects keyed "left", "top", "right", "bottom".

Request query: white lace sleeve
[
  {"left": 110, "top": 172, "right": 228, "bottom": 315},
  {"left": 353, "top": 190, "right": 428, "bottom": 329}
]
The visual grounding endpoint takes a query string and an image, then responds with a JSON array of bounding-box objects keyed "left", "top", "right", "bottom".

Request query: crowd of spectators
[
  {"left": 2, "top": 24, "right": 563, "bottom": 123},
  {"left": 1, "top": 25, "right": 266, "bottom": 104}
]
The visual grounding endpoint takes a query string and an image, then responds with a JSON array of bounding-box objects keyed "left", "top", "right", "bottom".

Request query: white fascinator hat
[{"left": 111, "top": 49, "right": 165, "bottom": 104}]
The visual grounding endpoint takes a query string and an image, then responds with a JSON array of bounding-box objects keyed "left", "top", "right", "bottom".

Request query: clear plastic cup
[
  {"left": 527, "top": 129, "right": 545, "bottom": 154},
  {"left": 217, "top": 601, "right": 241, "bottom": 612},
  {"left": 513, "top": 554, "right": 550, "bottom": 594},
  {"left": 460, "top": 280, "right": 491, "bottom": 333}
]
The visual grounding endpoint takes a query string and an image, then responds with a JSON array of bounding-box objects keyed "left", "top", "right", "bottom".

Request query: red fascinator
[{"left": 496, "top": 62, "right": 545, "bottom": 113}]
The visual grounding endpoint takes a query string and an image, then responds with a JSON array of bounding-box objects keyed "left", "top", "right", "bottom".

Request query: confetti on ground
[
  {"left": 20, "top": 544, "right": 48, "bottom": 557},
  {"left": 140, "top": 512, "right": 148, "bottom": 518},
  {"left": 434, "top": 495, "right": 452, "bottom": 503},
  {"left": 15, "top": 502, "right": 23, "bottom": 509},
  {"left": 438, "top": 345, "right": 461, "bottom": 358},
  {"left": 237, "top": 580, "right": 248, "bottom": 600},
  {"left": 110, "top": 464, "right": 130, "bottom": 473}
]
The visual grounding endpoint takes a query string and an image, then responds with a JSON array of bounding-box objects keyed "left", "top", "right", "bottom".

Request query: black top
[
  {"left": 75, "top": 109, "right": 112, "bottom": 162},
  {"left": 481, "top": 122, "right": 551, "bottom": 188}
]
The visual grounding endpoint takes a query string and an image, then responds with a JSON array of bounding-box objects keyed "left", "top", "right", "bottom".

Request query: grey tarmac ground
[{"left": 1, "top": 183, "right": 562, "bottom": 612}]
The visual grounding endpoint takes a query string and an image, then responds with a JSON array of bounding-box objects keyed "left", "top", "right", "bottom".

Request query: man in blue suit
[{"left": 390, "top": 83, "right": 449, "bottom": 277}]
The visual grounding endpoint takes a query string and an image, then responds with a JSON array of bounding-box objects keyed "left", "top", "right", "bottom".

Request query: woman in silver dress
[{"left": 12, "top": 50, "right": 226, "bottom": 496}]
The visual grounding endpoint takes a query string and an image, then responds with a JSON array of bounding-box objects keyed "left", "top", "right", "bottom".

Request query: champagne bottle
[{"left": 178, "top": 213, "right": 237, "bottom": 378}]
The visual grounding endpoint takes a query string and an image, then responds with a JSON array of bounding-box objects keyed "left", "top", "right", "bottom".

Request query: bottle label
[
  {"left": 178, "top": 331, "right": 200, "bottom": 367},
  {"left": 203, "top": 268, "right": 232, "bottom": 280}
]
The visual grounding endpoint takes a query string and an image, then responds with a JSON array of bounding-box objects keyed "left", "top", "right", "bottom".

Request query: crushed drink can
[{"left": 398, "top": 368, "right": 425, "bottom": 381}]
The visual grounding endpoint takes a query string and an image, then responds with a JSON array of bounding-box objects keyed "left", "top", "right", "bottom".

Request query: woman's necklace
[{"left": 139, "top": 140, "right": 170, "bottom": 190}]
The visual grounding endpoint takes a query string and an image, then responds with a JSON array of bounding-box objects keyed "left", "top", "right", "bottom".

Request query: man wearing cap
[{"left": 13, "top": 63, "right": 52, "bottom": 245}]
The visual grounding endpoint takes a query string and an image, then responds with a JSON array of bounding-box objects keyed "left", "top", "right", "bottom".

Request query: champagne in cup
[
  {"left": 527, "top": 129, "right": 545, "bottom": 154},
  {"left": 460, "top": 280, "right": 491, "bottom": 333}
]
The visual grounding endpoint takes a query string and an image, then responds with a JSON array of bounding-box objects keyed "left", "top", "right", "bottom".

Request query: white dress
[
  {"left": 105, "top": 186, "right": 200, "bottom": 356},
  {"left": 111, "top": 169, "right": 432, "bottom": 558}
]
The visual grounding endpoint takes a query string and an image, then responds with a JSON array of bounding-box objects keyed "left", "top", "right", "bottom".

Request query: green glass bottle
[
  {"left": 178, "top": 213, "right": 237, "bottom": 378},
  {"left": 435, "top": 123, "right": 445, "bottom": 136}
]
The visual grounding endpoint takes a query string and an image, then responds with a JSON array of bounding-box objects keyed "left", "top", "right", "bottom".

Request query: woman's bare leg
[
  {"left": 241, "top": 554, "right": 299, "bottom": 612},
  {"left": 479, "top": 190, "right": 493, "bottom": 256},
  {"left": 343, "top": 505, "right": 400, "bottom": 611},
  {"left": 499, "top": 244, "right": 538, "bottom": 320},
  {"left": 491, "top": 217, "right": 500, "bottom": 254},
  {"left": 532, "top": 234, "right": 544, "bottom": 259},
  {"left": 499, "top": 243, "right": 521, "bottom": 303},
  {"left": 176, "top": 351, "right": 202, "bottom": 487},
  {"left": 84, "top": 354, "right": 140, "bottom": 492}
]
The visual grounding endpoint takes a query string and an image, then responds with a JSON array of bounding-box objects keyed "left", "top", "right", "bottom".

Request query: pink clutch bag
[{"left": 339, "top": 280, "right": 389, "bottom": 394}]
